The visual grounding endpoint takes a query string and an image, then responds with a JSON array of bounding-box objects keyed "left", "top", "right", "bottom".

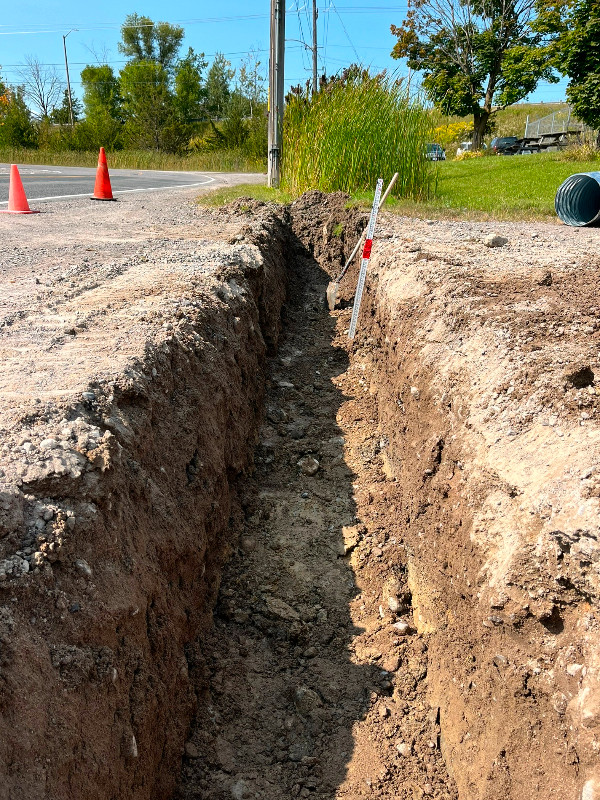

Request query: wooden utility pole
[
  {"left": 268, "top": 0, "right": 286, "bottom": 188},
  {"left": 312, "top": 0, "right": 318, "bottom": 95}
]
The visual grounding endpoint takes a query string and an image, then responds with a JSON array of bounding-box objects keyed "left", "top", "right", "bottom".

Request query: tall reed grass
[
  {"left": 0, "top": 147, "right": 265, "bottom": 173},
  {"left": 282, "top": 73, "right": 433, "bottom": 199}
]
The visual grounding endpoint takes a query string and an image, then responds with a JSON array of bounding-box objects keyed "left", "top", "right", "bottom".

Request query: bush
[
  {"left": 72, "top": 114, "right": 124, "bottom": 151},
  {"left": 454, "top": 150, "right": 485, "bottom": 161},
  {"left": 433, "top": 121, "right": 473, "bottom": 147},
  {"left": 0, "top": 88, "right": 37, "bottom": 148},
  {"left": 556, "top": 143, "right": 600, "bottom": 162}
]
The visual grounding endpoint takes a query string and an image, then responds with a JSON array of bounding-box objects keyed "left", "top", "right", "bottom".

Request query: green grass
[
  {"left": 0, "top": 147, "right": 266, "bottom": 173},
  {"left": 196, "top": 153, "right": 599, "bottom": 223},
  {"left": 196, "top": 183, "right": 290, "bottom": 207},
  {"left": 384, "top": 152, "right": 600, "bottom": 221}
]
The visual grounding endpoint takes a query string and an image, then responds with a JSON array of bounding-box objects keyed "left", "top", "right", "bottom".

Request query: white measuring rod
[{"left": 348, "top": 177, "right": 384, "bottom": 340}]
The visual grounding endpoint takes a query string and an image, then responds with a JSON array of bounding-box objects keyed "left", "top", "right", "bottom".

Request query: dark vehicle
[
  {"left": 491, "top": 136, "right": 519, "bottom": 154},
  {"left": 425, "top": 143, "right": 446, "bottom": 161}
]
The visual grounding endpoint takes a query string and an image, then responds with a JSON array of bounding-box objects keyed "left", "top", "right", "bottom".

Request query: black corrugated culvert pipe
[{"left": 555, "top": 172, "right": 600, "bottom": 226}]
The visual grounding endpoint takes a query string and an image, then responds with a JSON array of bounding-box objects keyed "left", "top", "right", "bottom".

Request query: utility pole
[
  {"left": 62, "top": 29, "right": 77, "bottom": 127},
  {"left": 268, "top": 0, "right": 286, "bottom": 188},
  {"left": 312, "top": 0, "right": 318, "bottom": 95}
]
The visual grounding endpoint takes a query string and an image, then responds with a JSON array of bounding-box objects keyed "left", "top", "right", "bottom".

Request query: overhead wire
[
  {"left": 0, "top": 7, "right": 411, "bottom": 35},
  {"left": 328, "top": 0, "right": 360, "bottom": 63},
  {"left": 0, "top": 3, "right": 568, "bottom": 104}
]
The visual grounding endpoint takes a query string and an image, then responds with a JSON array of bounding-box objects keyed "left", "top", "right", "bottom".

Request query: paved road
[{"left": 0, "top": 164, "right": 265, "bottom": 204}]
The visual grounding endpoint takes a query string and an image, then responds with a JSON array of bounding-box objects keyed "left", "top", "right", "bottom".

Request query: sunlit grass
[
  {"left": 196, "top": 152, "right": 596, "bottom": 223},
  {"left": 0, "top": 147, "right": 266, "bottom": 173},
  {"left": 387, "top": 153, "right": 599, "bottom": 220},
  {"left": 197, "top": 183, "right": 288, "bottom": 207},
  {"left": 282, "top": 74, "right": 433, "bottom": 200}
]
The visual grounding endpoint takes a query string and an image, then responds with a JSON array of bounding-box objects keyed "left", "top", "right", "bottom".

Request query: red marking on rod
[{"left": 362, "top": 239, "right": 373, "bottom": 259}]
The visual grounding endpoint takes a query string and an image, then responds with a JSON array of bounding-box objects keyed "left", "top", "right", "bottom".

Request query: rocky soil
[{"left": 0, "top": 186, "right": 599, "bottom": 800}]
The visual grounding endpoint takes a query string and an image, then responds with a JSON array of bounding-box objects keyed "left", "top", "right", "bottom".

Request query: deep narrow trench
[
  {"left": 175, "top": 212, "right": 457, "bottom": 800},
  {"left": 0, "top": 194, "right": 594, "bottom": 800}
]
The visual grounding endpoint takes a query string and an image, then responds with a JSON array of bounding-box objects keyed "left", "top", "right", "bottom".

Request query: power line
[
  {"left": 0, "top": 7, "right": 410, "bottom": 35},
  {"left": 328, "top": 0, "right": 360, "bottom": 62}
]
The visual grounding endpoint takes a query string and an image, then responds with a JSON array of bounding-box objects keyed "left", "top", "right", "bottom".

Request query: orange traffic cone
[
  {"left": 91, "top": 147, "right": 115, "bottom": 201},
  {"left": 0, "top": 165, "right": 40, "bottom": 214}
]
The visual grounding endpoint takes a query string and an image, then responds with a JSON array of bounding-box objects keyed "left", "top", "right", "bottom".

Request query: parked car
[
  {"left": 490, "top": 136, "right": 519, "bottom": 154},
  {"left": 456, "top": 141, "right": 487, "bottom": 156},
  {"left": 425, "top": 143, "right": 446, "bottom": 161}
]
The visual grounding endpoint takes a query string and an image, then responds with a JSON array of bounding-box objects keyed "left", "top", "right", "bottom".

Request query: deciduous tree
[
  {"left": 0, "top": 79, "right": 37, "bottom": 147},
  {"left": 16, "top": 55, "right": 63, "bottom": 120},
  {"left": 120, "top": 60, "right": 184, "bottom": 150},
  {"left": 81, "top": 65, "right": 121, "bottom": 119},
  {"left": 391, "top": 0, "right": 557, "bottom": 148},
  {"left": 536, "top": 0, "right": 600, "bottom": 141},
  {"left": 119, "top": 13, "right": 184, "bottom": 71},
  {"left": 174, "top": 47, "right": 207, "bottom": 123},
  {"left": 79, "top": 65, "right": 123, "bottom": 149}
]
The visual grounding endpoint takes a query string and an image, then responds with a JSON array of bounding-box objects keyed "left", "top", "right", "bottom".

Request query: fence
[{"left": 524, "top": 107, "right": 587, "bottom": 138}]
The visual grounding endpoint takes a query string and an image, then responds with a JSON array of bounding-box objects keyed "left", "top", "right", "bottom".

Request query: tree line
[
  {"left": 0, "top": 13, "right": 267, "bottom": 156},
  {"left": 390, "top": 0, "right": 600, "bottom": 147}
]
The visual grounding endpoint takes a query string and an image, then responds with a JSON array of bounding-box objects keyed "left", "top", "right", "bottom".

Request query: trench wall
[
  {"left": 0, "top": 211, "right": 288, "bottom": 800},
  {"left": 348, "top": 235, "right": 600, "bottom": 800},
  {"left": 1, "top": 191, "right": 598, "bottom": 800}
]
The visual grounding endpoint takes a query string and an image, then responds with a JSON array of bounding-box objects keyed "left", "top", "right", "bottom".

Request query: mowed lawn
[
  {"left": 195, "top": 150, "right": 600, "bottom": 223},
  {"left": 406, "top": 154, "right": 600, "bottom": 220}
]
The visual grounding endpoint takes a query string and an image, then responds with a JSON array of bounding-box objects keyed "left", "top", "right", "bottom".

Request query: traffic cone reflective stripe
[
  {"left": 0, "top": 164, "right": 40, "bottom": 214},
  {"left": 92, "top": 147, "right": 115, "bottom": 201}
]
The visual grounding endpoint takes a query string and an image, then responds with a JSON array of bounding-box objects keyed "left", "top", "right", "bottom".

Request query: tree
[
  {"left": 205, "top": 53, "right": 235, "bottom": 118},
  {"left": 50, "top": 89, "right": 83, "bottom": 124},
  {"left": 238, "top": 49, "right": 267, "bottom": 117},
  {"left": 391, "top": 0, "right": 558, "bottom": 148},
  {"left": 222, "top": 92, "right": 249, "bottom": 147},
  {"left": 174, "top": 47, "right": 207, "bottom": 122},
  {"left": 81, "top": 64, "right": 122, "bottom": 119},
  {"left": 0, "top": 80, "right": 37, "bottom": 147},
  {"left": 118, "top": 13, "right": 184, "bottom": 71},
  {"left": 536, "top": 0, "right": 600, "bottom": 140},
  {"left": 79, "top": 65, "right": 123, "bottom": 150},
  {"left": 120, "top": 60, "right": 183, "bottom": 150},
  {"left": 16, "top": 55, "right": 63, "bottom": 120}
]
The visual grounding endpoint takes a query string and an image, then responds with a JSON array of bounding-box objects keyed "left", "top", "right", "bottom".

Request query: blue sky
[{"left": 0, "top": 1, "right": 567, "bottom": 105}]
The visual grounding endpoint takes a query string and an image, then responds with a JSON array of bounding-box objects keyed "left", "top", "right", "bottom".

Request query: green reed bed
[{"left": 282, "top": 74, "right": 433, "bottom": 199}]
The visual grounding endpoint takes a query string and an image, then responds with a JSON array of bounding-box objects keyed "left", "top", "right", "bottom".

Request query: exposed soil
[
  {"left": 177, "top": 198, "right": 600, "bottom": 800},
  {"left": 0, "top": 189, "right": 288, "bottom": 800},
  {"left": 0, "top": 187, "right": 599, "bottom": 800},
  {"left": 176, "top": 194, "right": 455, "bottom": 800}
]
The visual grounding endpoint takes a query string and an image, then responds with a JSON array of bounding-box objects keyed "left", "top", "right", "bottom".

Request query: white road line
[{"left": 0, "top": 176, "right": 217, "bottom": 204}]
